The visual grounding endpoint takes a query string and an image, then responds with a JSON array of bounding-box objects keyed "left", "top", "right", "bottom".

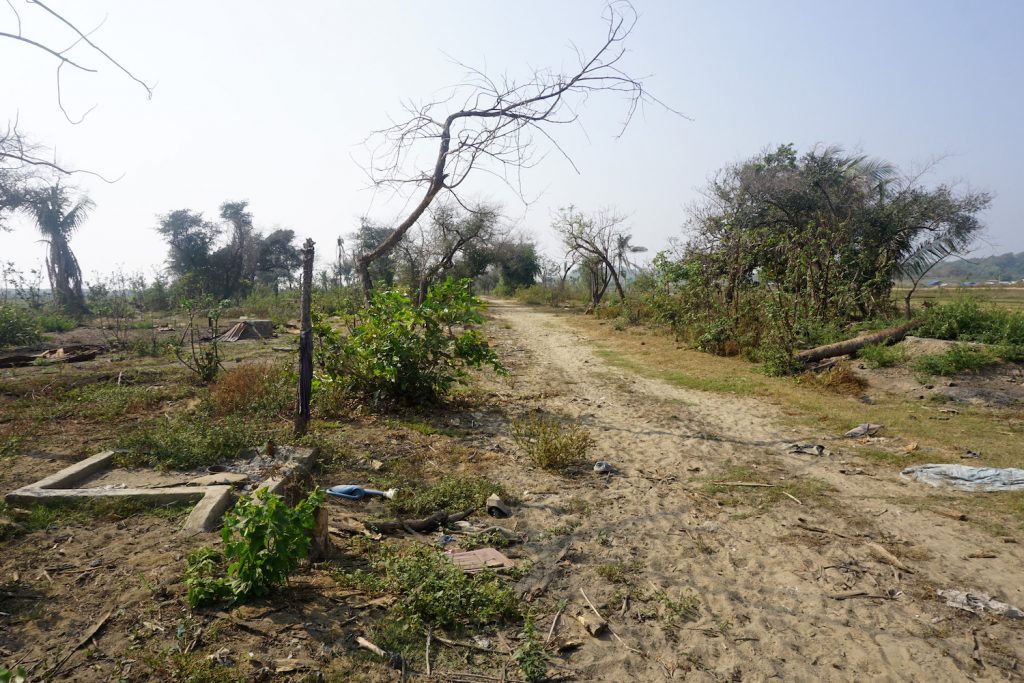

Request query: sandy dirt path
[{"left": 481, "top": 300, "right": 1024, "bottom": 682}]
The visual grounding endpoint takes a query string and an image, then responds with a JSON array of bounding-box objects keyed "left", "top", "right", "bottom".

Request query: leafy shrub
[
  {"left": 116, "top": 413, "right": 262, "bottom": 470},
  {"left": 911, "top": 343, "right": 996, "bottom": 377},
  {"left": 313, "top": 278, "right": 505, "bottom": 405},
  {"left": 857, "top": 342, "right": 906, "bottom": 368},
  {"left": 184, "top": 487, "right": 324, "bottom": 608},
  {"left": 210, "top": 361, "right": 294, "bottom": 417},
  {"left": 0, "top": 305, "right": 40, "bottom": 348},
  {"left": 510, "top": 414, "right": 593, "bottom": 471},
  {"left": 390, "top": 475, "right": 509, "bottom": 517}
]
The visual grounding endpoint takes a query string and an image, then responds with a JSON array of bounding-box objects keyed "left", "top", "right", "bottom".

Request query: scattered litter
[
  {"left": 326, "top": 485, "right": 397, "bottom": 501},
  {"left": 449, "top": 548, "right": 516, "bottom": 573},
  {"left": 485, "top": 493, "right": 511, "bottom": 518},
  {"left": 962, "top": 449, "right": 981, "bottom": 459},
  {"left": 786, "top": 443, "right": 828, "bottom": 456},
  {"left": 438, "top": 534, "right": 456, "bottom": 547},
  {"left": 938, "top": 589, "right": 1024, "bottom": 619},
  {"left": 866, "top": 542, "right": 913, "bottom": 573},
  {"left": 901, "top": 464, "right": 1024, "bottom": 492},
  {"left": 844, "top": 423, "right": 883, "bottom": 438},
  {"left": 904, "top": 442, "right": 919, "bottom": 453},
  {"left": 839, "top": 467, "right": 866, "bottom": 476},
  {"left": 593, "top": 460, "right": 617, "bottom": 474},
  {"left": 188, "top": 472, "right": 249, "bottom": 486}
]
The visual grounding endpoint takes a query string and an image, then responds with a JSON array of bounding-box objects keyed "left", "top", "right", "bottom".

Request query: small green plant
[
  {"left": 0, "top": 665, "right": 28, "bottom": 683},
  {"left": 514, "top": 610, "right": 548, "bottom": 683},
  {"left": 312, "top": 278, "right": 505, "bottom": 405},
  {"left": 35, "top": 311, "right": 76, "bottom": 333},
  {"left": 596, "top": 560, "right": 643, "bottom": 585},
  {"left": 175, "top": 298, "right": 229, "bottom": 384},
  {"left": 0, "top": 305, "right": 40, "bottom": 348},
  {"left": 654, "top": 589, "right": 700, "bottom": 627},
  {"left": 857, "top": 342, "right": 906, "bottom": 368},
  {"left": 184, "top": 487, "right": 324, "bottom": 608},
  {"left": 912, "top": 343, "right": 996, "bottom": 378},
  {"left": 510, "top": 414, "right": 593, "bottom": 472}
]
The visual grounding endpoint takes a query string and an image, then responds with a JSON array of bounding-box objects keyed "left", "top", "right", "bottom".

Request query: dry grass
[
  {"left": 801, "top": 362, "right": 867, "bottom": 395},
  {"left": 209, "top": 360, "right": 293, "bottom": 417}
]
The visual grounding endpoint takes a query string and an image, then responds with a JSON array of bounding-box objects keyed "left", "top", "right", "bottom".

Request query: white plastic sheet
[{"left": 901, "top": 464, "right": 1024, "bottom": 492}]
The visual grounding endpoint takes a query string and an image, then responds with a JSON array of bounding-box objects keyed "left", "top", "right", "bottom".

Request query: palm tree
[
  {"left": 612, "top": 233, "right": 647, "bottom": 283},
  {"left": 22, "top": 183, "right": 93, "bottom": 315}
]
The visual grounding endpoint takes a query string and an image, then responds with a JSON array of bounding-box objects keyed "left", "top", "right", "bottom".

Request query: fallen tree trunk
[
  {"left": 365, "top": 507, "right": 476, "bottom": 534},
  {"left": 795, "top": 320, "right": 921, "bottom": 365}
]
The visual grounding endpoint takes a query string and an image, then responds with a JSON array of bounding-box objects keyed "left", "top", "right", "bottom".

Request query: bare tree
[
  {"left": 355, "top": 1, "right": 682, "bottom": 299},
  {"left": 553, "top": 206, "right": 639, "bottom": 311}
]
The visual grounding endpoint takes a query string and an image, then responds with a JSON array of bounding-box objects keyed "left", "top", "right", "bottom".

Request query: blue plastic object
[{"left": 326, "top": 485, "right": 391, "bottom": 501}]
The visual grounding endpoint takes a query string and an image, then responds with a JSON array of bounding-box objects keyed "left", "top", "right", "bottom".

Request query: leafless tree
[
  {"left": 1, "top": 1, "right": 153, "bottom": 228},
  {"left": 553, "top": 205, "right": 639, "bottom": 311},
  {"left": 355, "top": 1, "right": 682, "bottom": 299}
]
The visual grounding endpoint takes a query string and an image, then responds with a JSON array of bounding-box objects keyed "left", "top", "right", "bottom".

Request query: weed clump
[
  {"left": 510, "top": 414, "right": 593, "bottom": 472},
  {"left": 389, "top": 475, "right": 510, "bottom": 518},
  {"left": 0, "top": 305, "right": 40, "bottom": 348},
  {"left": 802, "top": 362, "right": 866, "bottom": 395},
  {"left": 514, "top": 610, "right": 548, "bottom": 683}
]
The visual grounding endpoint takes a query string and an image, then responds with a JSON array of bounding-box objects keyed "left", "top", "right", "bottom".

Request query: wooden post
[{"left": 295, "top": 238, "right": 315, "bottom": 436}]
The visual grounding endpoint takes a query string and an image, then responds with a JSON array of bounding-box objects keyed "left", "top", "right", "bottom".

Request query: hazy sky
[{"left": 3, "top": 1, "right": 1022, "bottom": 280}]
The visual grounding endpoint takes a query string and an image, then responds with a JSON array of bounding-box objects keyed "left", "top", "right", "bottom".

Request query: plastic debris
[
  {"left": 901, "top": 464, "right": 1024, "bottom": 492},
  {"left": 938, "top": 589, "right": 1024, "bottom": 619},
  {"left": 962, "top": 449, "right": 981, "bottom": 459},
  {"left": 449, "top": 548, "right": 516, "bottom": 573},
  {"left": 593, "top": 460, "right": 616, "bottom": 474},
  {"left": 786, "top": 443, "right": 828, "bottom": 456},
  {"left": 844, "top": 423, "right": 883, "bottom": 438},
  {"left": 326, "top": 485, "right": 398, "bottom": 501},
  {"left": 486, "top": 493, "right": 511, "bottom": 518}
]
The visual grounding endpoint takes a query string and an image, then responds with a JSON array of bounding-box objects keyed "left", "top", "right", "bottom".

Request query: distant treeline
[{"left": 927, "top": 252, "right": 1024, "bottom": 282}]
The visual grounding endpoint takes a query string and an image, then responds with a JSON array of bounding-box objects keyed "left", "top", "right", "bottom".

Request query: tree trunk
[
  {"left": 795, "top": 320, "right": 921, "bottom": 365},
  {"left": 294, "top": 238, "right": 315, "bottom": 436}
]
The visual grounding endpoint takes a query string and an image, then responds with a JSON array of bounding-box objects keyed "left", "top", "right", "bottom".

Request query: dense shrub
[
  {"left": 389, "top": 475, "right": 509, "bottom": 517},
  {"left": 313, "top": 278, "right": 504, "bottom": 405},
  {"left": 918, "top": 299, "right": 1024, "bottom": 346},
  {"left": 0, "top": 305, "right": 41, "bottom": 348},
  {"left": 35, "top": 312, "right": 77, "bottom": 332}
]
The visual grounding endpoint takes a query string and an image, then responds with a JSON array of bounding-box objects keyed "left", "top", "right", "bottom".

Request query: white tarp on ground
[{"left": 901, "top": 464, "right": 1024, "bottom": 492}]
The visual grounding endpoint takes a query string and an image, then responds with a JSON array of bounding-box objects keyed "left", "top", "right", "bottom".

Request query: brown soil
[{"left": 1, "top": 302, "right": 1022, "bottom": 681}]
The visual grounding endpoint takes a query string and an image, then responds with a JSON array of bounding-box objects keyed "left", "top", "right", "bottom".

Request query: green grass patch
[
  {"left": 911, "top": 343, "right": 997, "bottom": 378},
  {"left": 388, "top": 475, "right": 510, "bottom": 518},
  {"left": 595, "top": 348, "right": 760, "bottom": 394},
  {"left": 0, "top": 499, "right": 191, "bottom": 541},
  {"left": 388, "top": 418, "right": 461, "bottom": 437},
  {"left": 857, "top": 342, "right": 906, "bottom": 369},
  {"left": 115, "top": 413, "right": 274, "bottom": 470}
]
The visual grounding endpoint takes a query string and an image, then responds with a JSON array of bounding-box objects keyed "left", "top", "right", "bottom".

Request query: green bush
[
  {"left": 857, "top": 342, "right": 906, "bottom": 368},
  {"left": 911, "top": 343, "right": 996, "bottom": 377},
  {"left": 0, "top": 305, "right": 40, "bottom": 348},
  {"left": 510, "top": 414, "right": 593, "bottom": 472},
  {"left": 313, "top": 278, "right": 505, "bottom": 405},
  {"left": 184, "top": 487, "right": 324, "bottom": 608}
]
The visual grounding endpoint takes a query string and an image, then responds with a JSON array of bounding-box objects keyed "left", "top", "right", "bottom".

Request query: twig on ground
[
  {"left": 546, "top": 604, "right": 565, "bottom": 645},
  {"left": 46, "top": 608, "right": 113, "bottom": 680},
  {"left": 579, "top": 588, "right": 644, "bottom": 656},
  {"left": 783, "top": 491, "right": 802, "bottom": 505},
  {"left": 711, "top": 481, "right": 775, "bottom": 488}
]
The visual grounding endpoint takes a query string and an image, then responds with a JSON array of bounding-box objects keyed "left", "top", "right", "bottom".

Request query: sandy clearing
[{"left": 482, "top": 300, "right": 1024, "bottom": 682}]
